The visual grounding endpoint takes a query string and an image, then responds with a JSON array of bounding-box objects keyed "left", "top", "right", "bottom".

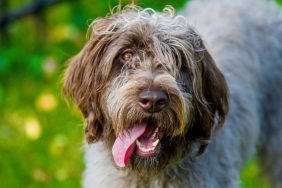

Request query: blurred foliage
[{"left": 0, "top": 0, "right": 278, "bottom": 187}]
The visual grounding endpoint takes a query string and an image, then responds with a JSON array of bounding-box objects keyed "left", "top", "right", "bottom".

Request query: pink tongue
[{"left": 112, "top": 123, "right": 147, "bottom": 167}]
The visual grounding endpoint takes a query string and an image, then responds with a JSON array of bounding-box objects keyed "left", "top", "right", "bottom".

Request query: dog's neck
[{"left": 124, "top": 168, "right": 188, "bottom": 188}]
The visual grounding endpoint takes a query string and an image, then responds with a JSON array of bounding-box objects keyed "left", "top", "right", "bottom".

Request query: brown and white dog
[{"left": 63, "top": 0, "right": 282, "bottom": 187}]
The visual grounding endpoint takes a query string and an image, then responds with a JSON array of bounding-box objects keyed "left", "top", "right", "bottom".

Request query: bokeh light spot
[
  {"left": 25, "top": 117, "right": 41, "bottom": 140},
  {"left": 54, "top": 134, "right": 68, "bottom": 147},
  {"left": 55, "top": 169, "right": 69, "bottom": 181},
  {"left": 33, "top": 168, "right": 48, "bottom": 182},
  {"left": 43, "top": 57, "right": 57, "bottom": 75},
  {"left": 50, "top": 134, "right": 68, "bottom": 156},
  {"left": 50, "top": 24, "right": 79, "bottom": 42},
  {"left": 36, "top": 93, "right": 57, "bottom": 111}
]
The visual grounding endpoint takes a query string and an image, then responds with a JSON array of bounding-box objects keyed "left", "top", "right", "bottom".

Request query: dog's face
[{"left": 63, "top": 6, "right": 228, "bottom": 176}]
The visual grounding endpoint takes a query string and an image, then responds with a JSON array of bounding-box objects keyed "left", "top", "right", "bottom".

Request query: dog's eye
[{"left": 120, "top": 51, "right": 133, "bottom": 62}]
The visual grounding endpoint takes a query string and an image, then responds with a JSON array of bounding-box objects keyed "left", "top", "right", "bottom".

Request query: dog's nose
[{"left": 138, "top": 89, "right": 169, "bottom": 113}]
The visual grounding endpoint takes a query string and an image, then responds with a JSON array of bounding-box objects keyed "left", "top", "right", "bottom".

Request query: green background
[{"left": 1, "top": 0, "right": 280, "bottom": 187}]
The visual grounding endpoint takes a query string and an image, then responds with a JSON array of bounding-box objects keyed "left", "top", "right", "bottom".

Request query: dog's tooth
[
  {"left": 136, "top": 140, "right": 141, "bottom": 147},
  {"left": 136, "top": 139, "right": 159, "bottom": 153},
  {"left": 152, "top": 127, "right": 159, "bottom": 138},
  {"left": 137, "top": 144, "right": 154, "bottom": 152},
  {"left": 152, "top": 139, "right": 159, "bottom": 147},
  {"left": 139, "top": 146, "right": 147, "bottom": 152},
  {"left": 140, "top": 147, "right": 147, "bottom": 152},
  {"left": 154, "top": 127, "right": 159, "bottom": 133},
  {"left": 139, "top": 147, "right": 154, "bottom": 153}
]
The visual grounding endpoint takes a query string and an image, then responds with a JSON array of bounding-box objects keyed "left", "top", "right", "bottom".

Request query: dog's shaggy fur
[{"left": 63, "top": 0, "right": 282, "bottom": 187}]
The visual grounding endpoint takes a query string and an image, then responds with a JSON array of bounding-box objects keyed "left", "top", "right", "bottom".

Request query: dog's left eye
[{"left": 120, "top": 51, "right": 133, "bottom": 62}]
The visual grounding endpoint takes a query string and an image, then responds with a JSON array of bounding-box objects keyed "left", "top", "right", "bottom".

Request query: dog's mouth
[
  {"left": 136, "top": 123, "right": 164, "bottom": 157},
  {"left": 112, "top": 119, "right": 165, "bottom": 168}
]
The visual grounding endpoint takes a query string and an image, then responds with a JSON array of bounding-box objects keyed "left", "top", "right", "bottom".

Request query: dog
[{"left": 63, "top": 0, "right": 282, "bottom": 187}]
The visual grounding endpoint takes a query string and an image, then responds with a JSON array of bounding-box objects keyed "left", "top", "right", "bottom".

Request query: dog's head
[{"left": 63, "top": 6, "right": 228, "bottom": 176}]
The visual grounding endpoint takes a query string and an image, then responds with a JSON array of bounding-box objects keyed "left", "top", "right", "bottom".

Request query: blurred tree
[{"left": 0, "top": 1, "right": 188, "bottom": 187}]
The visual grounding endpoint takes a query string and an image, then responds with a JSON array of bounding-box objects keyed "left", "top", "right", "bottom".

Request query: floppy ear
[
  {"left": 63, "top": 18, "right": 117, "bottom": 143},
  {"left": 187, "top": 41, "right": 229, "bottom": 154}
]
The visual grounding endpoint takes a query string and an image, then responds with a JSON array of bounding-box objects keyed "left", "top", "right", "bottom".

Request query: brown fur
[{"left": 63, "top": 6, "right": 228, "bottom": 174}]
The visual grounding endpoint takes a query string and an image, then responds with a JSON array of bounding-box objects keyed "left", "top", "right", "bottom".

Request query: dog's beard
[
  {"left": 106, "top": 89, "right": 192, "bottom": 175},
  {"left": 129, "top": 134, "right": 191, "bottom": 176}
]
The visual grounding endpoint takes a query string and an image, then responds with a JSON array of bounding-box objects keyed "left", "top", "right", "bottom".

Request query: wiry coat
[{"left": 63, "top": 0, "right": 282, "bottom": 187}]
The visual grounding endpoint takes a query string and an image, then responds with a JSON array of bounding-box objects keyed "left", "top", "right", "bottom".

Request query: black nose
[{"left": 138, "top": 89, "right": 169, "bottom": 113}]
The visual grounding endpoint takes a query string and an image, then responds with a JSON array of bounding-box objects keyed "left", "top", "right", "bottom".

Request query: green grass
[{"left": 241, "top": 159, "right": 270, "bottom": 188}]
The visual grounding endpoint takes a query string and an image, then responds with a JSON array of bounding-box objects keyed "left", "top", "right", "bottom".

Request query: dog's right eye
[{"left": 120, "top": 51, "right": 133, "bottom": 63}]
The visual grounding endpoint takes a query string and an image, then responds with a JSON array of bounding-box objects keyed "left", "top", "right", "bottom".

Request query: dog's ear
[
  {"left": 63, "top": 18, "right": 118, "bottom": 143},
  {"left": 188, "top": 41, "right": 229, "bottom": 154}
]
